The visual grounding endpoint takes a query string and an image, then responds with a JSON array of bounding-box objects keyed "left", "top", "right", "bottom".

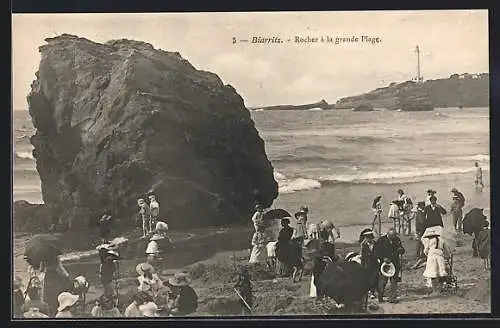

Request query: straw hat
[
  {"left": 57, "top": 292, "right": 79, "bottom": 312},
  {"left": 155, "top": 221, "right": 169, "bottom": 232},
  {"left": 150, "top": 234, "right": 164, "bottom": 242},
  {"left": 345, "top": 251, "right": 361, "bottom": 264},
  {"left": 422, "top": 226, "right": 443, "bottom": 238},
  {"left": 139, "top": 301, "right": 159, "bottom": 317},
  {"left": 380, "top": 262, "right": 396, "bottom": 278},
  {"left": 146, "top": 241, "right": 159, "bottom": 254},
  {"left": 358, "top": 228, "right": 375, "bottom": 243},
  {"left": 168, "top": 272, "right": 191, "bottom": 286},
  {"left": 136, "top": 262, "right": 155, "bottom": 276}
]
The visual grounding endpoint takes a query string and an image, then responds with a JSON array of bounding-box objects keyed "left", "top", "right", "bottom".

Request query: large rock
[{"left": 26, "top": 34, "right": 278, "bottom": 229}]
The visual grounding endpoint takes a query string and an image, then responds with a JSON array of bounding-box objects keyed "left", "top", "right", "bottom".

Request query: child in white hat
[{"left": 55, "top": 292, "right": 80, "bottom": 318}]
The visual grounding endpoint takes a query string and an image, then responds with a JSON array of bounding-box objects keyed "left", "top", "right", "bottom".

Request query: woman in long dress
[
  {"left": 422, "top": 227, "right": 452, "bottom": 295},
  {"left": 249, "top": 225, "right": 268, "bottom": 264},
  {"left": 275, "top": 218, "right": 294, "bottom": 276}
]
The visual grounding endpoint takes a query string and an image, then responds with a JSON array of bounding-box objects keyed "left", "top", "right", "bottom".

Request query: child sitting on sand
[{"left": 234, "top": 265, "right": 252, "bottom": 315}]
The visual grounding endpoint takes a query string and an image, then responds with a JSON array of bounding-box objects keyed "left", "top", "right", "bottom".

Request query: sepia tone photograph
[{"left": 12, "top": 10, "right": 490, "bottom": 318}]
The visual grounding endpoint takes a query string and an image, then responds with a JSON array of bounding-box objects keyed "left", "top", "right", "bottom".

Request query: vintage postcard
[{"left": 12, "top": 10, "right": 490, "bottom": 318}]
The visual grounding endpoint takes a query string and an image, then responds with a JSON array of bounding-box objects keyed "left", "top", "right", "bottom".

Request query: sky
[{"left": 12, "top": 10, "right": 488, "bottom": 109}]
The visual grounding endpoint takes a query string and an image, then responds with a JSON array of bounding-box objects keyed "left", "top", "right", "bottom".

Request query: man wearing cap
[
  {"left": 373, "top": 228, "right": 405, "bottom": 303},
  {"left": 98, "top": 246, "right": 120, "bottom": 298},
  {"left": 450, "top": 188, "right": 465, "bottom": 233},
  {"left": 359, "top": 228, "right": 378, "bottom": 298},
  {"left": 251, "top": 204, "right": 265, "bottom": 232},
  {"left": 423, "top": 196, "right": 447, "bottom": 230}
]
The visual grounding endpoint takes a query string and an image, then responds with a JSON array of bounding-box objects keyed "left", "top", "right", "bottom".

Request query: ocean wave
[
  {"left": 15, "top": 151, "right": 34, "bottom": 160},
  {"left": 273, "top": 164, "right": 489, "bottom": 195},
  {"left": 455, "top": 154, "right": 489, "bottom": 162},
  {"left": 273, "top": 154, "right": 330, "bottom": 164},
  {"left": 274, "top": 171, "right": 322, "bottom": 194},
  {"left": 319, "top": 165, "right": 489, "bottom": 186}
]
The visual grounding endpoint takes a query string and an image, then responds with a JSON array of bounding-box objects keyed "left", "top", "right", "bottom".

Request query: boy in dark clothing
[
  {"left": 373, "top": 228, "right": 405, "bottom": 303},
  {"left": 423, "top": 196, "right": 447, "bottom": 230},
  {"left": 450, "top": 188, "right": 465, "bottom": 233},
  {"left": 234, "top": 266, "right": 252, "bottom": 315}
]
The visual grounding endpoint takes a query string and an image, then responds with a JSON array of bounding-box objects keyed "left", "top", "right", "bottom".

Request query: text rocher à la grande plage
[{"left": 248, "top": 35, "right": 381, "bottom": 45}]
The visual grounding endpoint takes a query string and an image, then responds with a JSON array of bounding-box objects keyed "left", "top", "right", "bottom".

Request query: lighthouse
[{"left": 415, "top": 45, "right": 424, "bottom": 83}]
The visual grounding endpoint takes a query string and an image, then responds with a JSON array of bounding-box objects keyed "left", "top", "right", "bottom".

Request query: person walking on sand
[
  {"left": 359, "top": 228, "right": 378, "bottom": 299},
  {"left": 249, "top": 224, "right": 268, "bottom": 264},
  {"left": 138, "top": 198, "right": 151, "bottom": 237},
  {"left": 149, "top": 194, "right": 160, "bottom": 233},
  {"left": 475, "top": 162, "right": 484, "bottom": 190},
  {"left": 371, "top": 195, "right": 383, "bottom": 236},
  {"left": 421, "top": 226, "right": 452, "bottom": 296},
  {"left": 293, "top": 208, "right": 309, "bottom": 248},
  {"left": 423, "top": 196, "right": 447, "bottom": 230},
  {"left": 373, "top": 228, "right": 405, "bottom": 304},
  {"left": 251, "top": 204, "right": 265, "bottom": 232},
  {"left": 450, "top": 188, "right": 465, "bottom": 233},
  {"left": 388, "top": 200, "right": 402, "bottom": 233},
  {"left": 411, "top": 202, "right": 427, "bottom": 269}
]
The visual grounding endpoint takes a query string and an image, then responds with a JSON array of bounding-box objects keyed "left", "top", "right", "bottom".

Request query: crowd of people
[
  {"left": 14, "top": 162, "right": 488, "bottom": 317},
  {"left": 14, "top": 193, "right": 199, "bottom": 319},
  {"left": 242, "top": 181, "right": 489, "bottom": 308}
]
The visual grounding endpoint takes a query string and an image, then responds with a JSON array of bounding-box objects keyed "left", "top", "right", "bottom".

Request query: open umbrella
[
  {"left": 24, "top": 235, "right": 63, "bottom": 269},
  {"left": 463, "top": 208, "right": 487, "bottom": 235},
  {"left": 263, "top": 209, "right": 291, "bottom": 223}
]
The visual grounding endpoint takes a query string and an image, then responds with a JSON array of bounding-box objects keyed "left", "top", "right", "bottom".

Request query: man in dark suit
[
  {"left": 423, "top": 196, "right": 447, "bottom": 230},
  {"left": 373, "top": 228, "right": 405, "bottom": 303}
]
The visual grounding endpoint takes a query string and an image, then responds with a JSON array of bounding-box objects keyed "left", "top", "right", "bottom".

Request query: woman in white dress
[
  {"left": 421, "top": 226, "right": 452, "bottom": 295},
  {"left": 249, "top": 225, "right": 268, "bottom": 264}
]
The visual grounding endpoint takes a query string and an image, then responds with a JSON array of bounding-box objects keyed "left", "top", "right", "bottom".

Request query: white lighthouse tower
[{"left": 415, "top": 45, "right": 424, "bottom": 83}]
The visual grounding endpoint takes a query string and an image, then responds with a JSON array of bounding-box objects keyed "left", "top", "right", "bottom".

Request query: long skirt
[
  {"left": 423, "top": 249, "right": 448, "bottom": 278},
  {"left": 249, "top": 245, "right": 267, "bottom": 264},
  {"left": 309, "top": 275, "right": 317, "bottom": 297}
]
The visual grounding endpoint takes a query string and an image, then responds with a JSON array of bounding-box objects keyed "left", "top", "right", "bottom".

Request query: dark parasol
[
  {"left": 463, "top": 208, "right": 488, "bottom": 235},
  {"left": 263, "top": 209, "right": 291, "bottom": 223},
  {"left": 23, "top": 235, "right": 63, "bottom": 269}
]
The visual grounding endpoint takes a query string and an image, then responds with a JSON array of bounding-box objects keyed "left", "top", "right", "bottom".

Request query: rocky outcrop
[
  {"left": 335, "top": 73, "right": 489, "bottom": 110},
  {"left": 251, "top": 99, "right": 336, "bottom": 111},
  {"left": 26, "top": 34, "right": 278, "bottom": 230}
]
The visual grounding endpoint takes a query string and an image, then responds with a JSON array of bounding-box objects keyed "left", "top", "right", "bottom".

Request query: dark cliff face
[{"left": 26, "top": 34, "right": 278, "bottom": 229}]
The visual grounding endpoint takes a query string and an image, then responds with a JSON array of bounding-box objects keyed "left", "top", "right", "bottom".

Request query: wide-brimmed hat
[
  {"left": 136, "top": 262, "right": 155, "bottom": 276},
  {"left": 451, "top": 188, "right": 458, "bottom": 193},
  {"left": 150, "top": 234, "right": 164, "bottom": 242},
  {"left": 358, "top": 228, "right": 375, "bottom": 243},
  {"left": 57, "top": 292, "right": 79, "bottom": 312},
  {"left": 139, "top": 301, "right": 159, "bottom": 317},
  {"left": 168, "top": 272, "right": 191, "bottom": 286},
  {"left": 155, "top": 221, "right": 169, "bottom": 232},
  {"left": 380, "top": 262, "right": 396, "bottom": 278},
  {"left": 345, "top": 251, "right": 361, "bottom": 263},
  {"left": 422, "top": 226, "right": 443, "bottom": 238}
]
